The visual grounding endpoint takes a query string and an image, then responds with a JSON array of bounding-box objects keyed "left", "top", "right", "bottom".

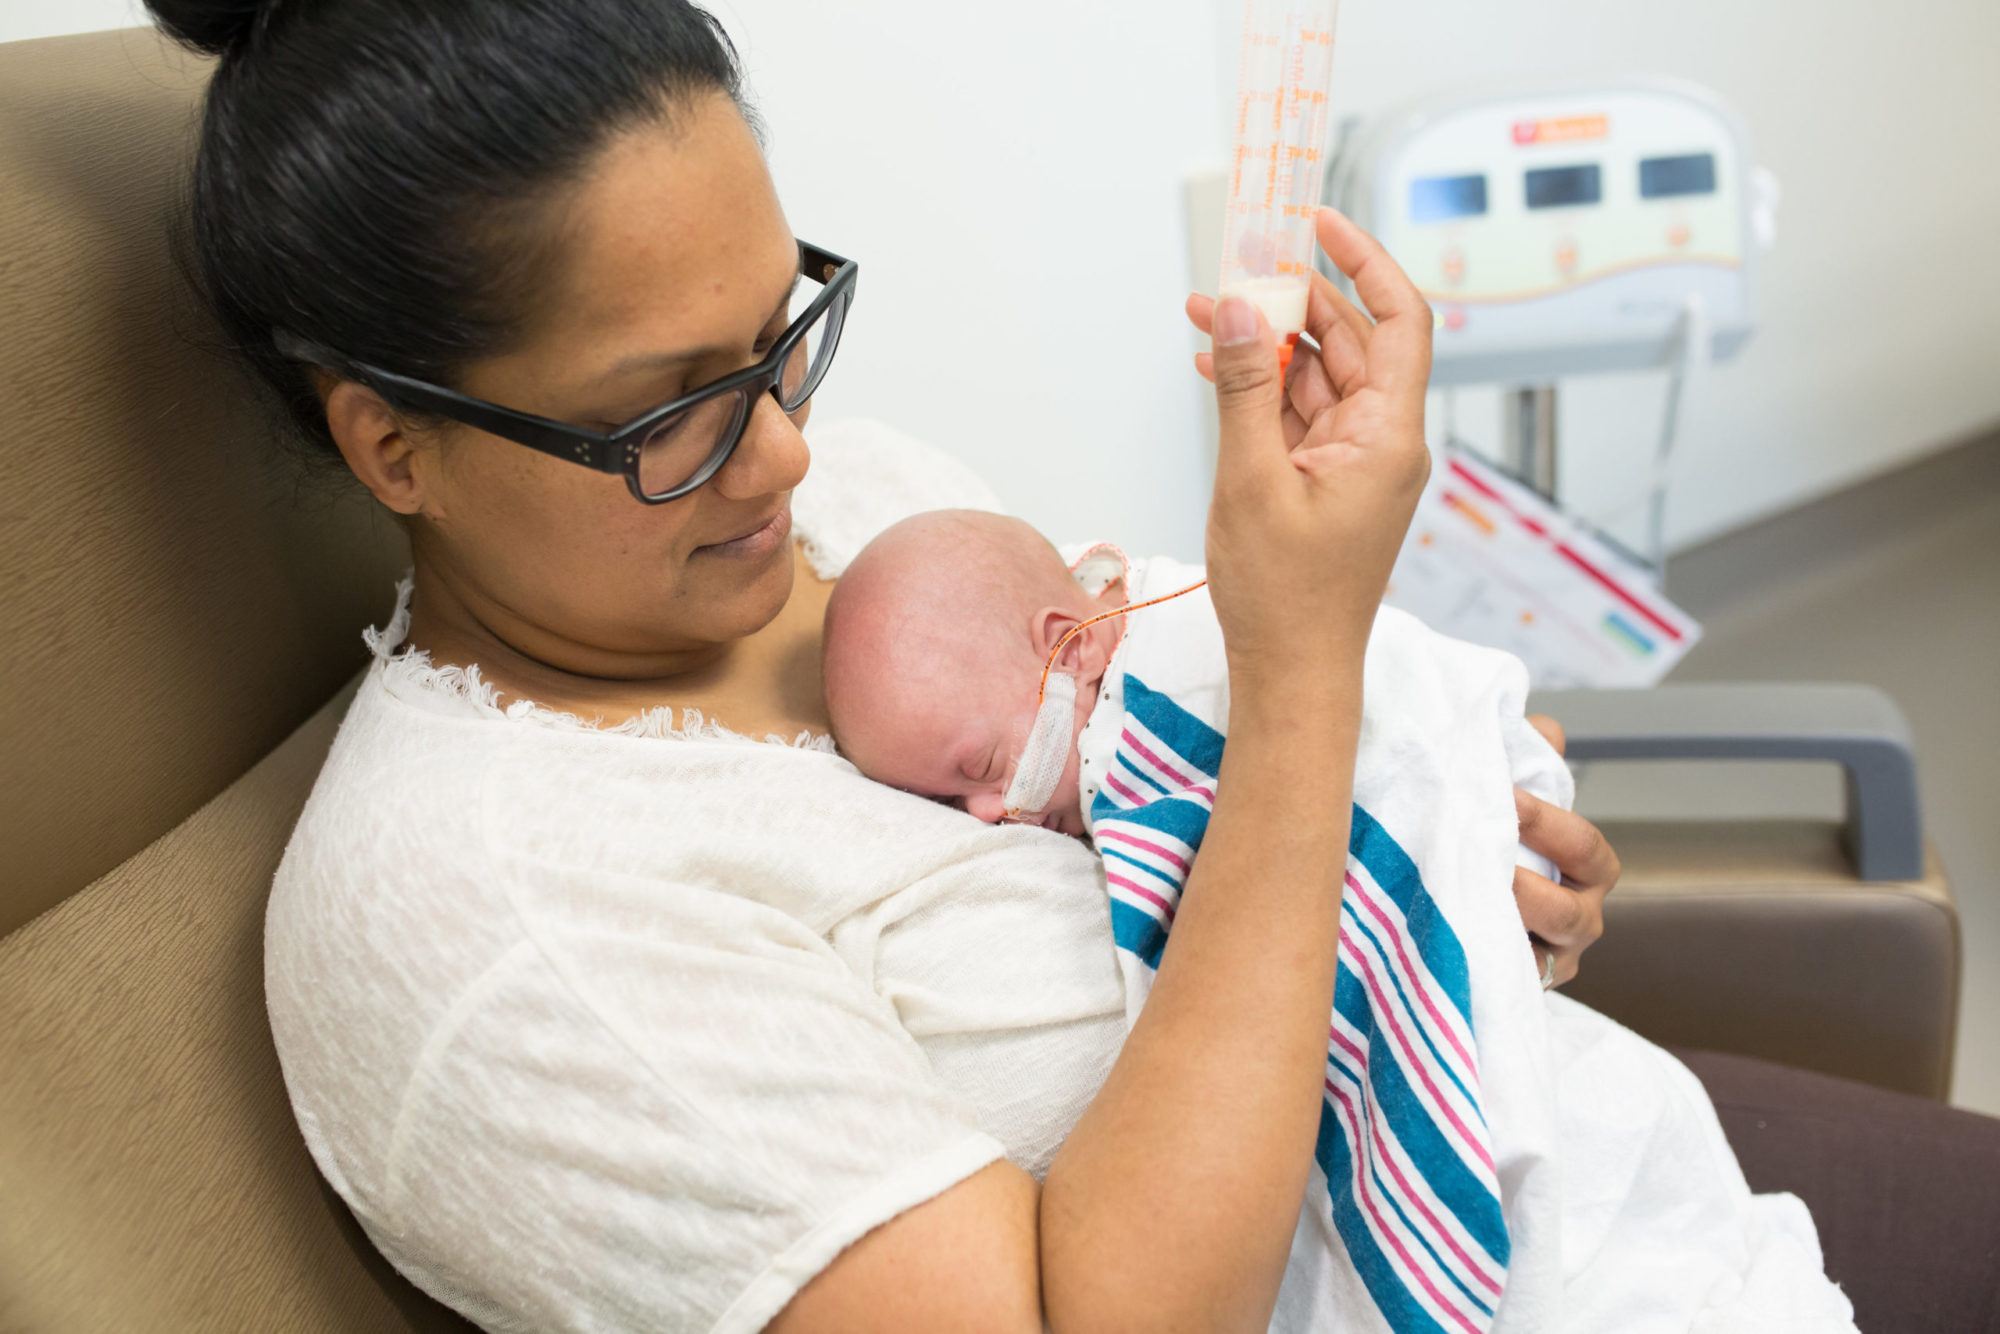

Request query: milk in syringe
[{"left": 1220, "top": 0, "right": 1341, "bottom": 369}]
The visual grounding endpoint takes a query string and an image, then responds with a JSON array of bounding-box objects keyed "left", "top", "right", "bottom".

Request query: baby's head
[{"left": 823, "top": 510, "right": 1123, "bottom": 834}]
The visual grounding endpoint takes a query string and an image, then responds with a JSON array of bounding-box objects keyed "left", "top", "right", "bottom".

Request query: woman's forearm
[{"left": 1040, "top": 662, "right": 1361, "bottom": 1332}]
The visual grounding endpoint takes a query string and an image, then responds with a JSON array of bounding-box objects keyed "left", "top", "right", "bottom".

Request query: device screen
[
  {"left": 1409, "top": 174, "right": 1489, "bottom": 224},
  {"left": 1639, "top": 153, "right": 1718, "bottom": 199},
  {"left": 1525, "top": 164, "right": 1602, "bottom": 210}
]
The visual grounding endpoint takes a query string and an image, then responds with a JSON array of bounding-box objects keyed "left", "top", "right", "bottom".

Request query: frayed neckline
[{"left": 365, "top": 574, "right": 840, "bottom": 754}]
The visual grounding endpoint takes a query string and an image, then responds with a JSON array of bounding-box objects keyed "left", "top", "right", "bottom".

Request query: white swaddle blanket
[{"left": 1062, "top": 549, "right": 1856, "bottom": 1334}]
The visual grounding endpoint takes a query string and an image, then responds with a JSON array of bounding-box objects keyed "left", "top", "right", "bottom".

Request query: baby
[
  {"left": 821, "top": 509, "right": 1855, "bottom": 1334},
  {"left": 822, "top": 509, "right": 1131, "bottom": 837},
  {"left": 823, "top": 508, "right": 1563, "bottom": 861},
  {"left": 824, "top": 507, "right": 1575, "bottom": 1328}
]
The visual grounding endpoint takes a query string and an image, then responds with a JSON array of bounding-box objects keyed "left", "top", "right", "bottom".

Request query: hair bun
[{"left": 144, "top": 0, "right": 278, "bottom": 58}]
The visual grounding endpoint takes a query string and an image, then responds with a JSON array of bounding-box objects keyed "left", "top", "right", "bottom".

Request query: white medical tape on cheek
[{"left": 1002, "top": 672, "right": 1077, "bottom": 818}]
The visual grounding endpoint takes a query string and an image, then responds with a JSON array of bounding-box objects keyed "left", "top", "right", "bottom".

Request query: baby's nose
[{"left": 962, "top": 790, "right": 1009, "bottom": 824}]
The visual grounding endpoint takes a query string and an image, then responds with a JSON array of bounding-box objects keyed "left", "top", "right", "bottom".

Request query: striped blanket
[
  {"left": 1070, "top": 551, "right": 1572, "bottom": 1333},
  {"left": 1070, "top": 548, "right": 1856, "bottom": 1332}
]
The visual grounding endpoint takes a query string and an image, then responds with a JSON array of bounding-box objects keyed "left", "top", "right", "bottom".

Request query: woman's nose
[
  {"left": 710, "top": 392, "right": 810, "bottom": 501},
  {"left": 961, "top": 790, "right": 1009, "bottom": 824}
]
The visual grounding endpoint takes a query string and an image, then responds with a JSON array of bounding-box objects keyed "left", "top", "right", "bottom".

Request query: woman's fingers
[
  {"left": 1192, "top": 272, "right": 1370, "bottom": 419},
  {"left": 1303, "top": 268, "right": 1375, "bottom": 367},
  {"left": 1198, "top": 338, "right": 1334, "bottom": 448},
  {"left": 1513, "top": 791, "right": 1620, "bottom": 989},
  {"left": 1518, "top": 871, "right": 1596, "bottom": 989},
  {"left": 1525, "top": 713, "right": 1567, "bottom": 757},
  {"left": 1186, "top": 292, "right": 1217, "bottom": 336},
  {"left": 1529, "top": 937, "right": 1580, "bottom": 990},
  {"left": 1306, "top": 312, "right": 1369, "bottom": 403},
  {"left": 1205, "top": 296, "right": 1290, "bottom": 485},
  {"left": 1515, "top": 788, "right": 1620, "bottom": 892},
  {"left": 1514, "top": 868, "right": 1600, "bottom": 950},
  {"left": 1313, "top": 209, "right": 1433, "bottom": 398}
]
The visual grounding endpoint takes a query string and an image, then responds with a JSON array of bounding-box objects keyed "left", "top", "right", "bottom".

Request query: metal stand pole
[{"left": 1503, "top": 384, "right": 1559, "bottom": 501}]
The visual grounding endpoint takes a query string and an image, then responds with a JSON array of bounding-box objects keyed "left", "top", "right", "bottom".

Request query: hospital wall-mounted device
[
  {"left": 1321, "top": 76, "right": 1779, "bottom": 581},
  {"left": 1326, "top": 77, "right": 1771, "bottom": 388}
]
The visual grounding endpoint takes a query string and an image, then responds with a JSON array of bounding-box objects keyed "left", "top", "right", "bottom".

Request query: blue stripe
[
  {"left": 1317, "top": 1100, "right": 1455, "bottom": 1334},
  {"left": 1113, "top": 751, "right": 1175, "bottom": 798},
  {"left": 1334, "top": 970, "right": 1510, "bottom": 1267},
  {"left": 1341, "top": 904, "right": 1483, "bottom": 1118},
  {"left": 1100, "top": 845, "right": 1184, "bottom": 889},
  {"left": 1109, "top": 897, "right": 1167, "bottom": 969},
  {"left": 1325, "top": 1053, "right": 1496, "bottom": 1318},
  {"left": 1123, "top": 675, "right": 1226, "bottom": 778},
  {"left": 1350, "top": 805, "right": 1476, "bottom": 1030},
  {"left": 1091, "top": 794, "right": 1214, "bottom": 851}
]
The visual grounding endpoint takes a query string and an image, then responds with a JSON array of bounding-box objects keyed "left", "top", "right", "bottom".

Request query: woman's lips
[{"left": 697, "top": 506, "right": 791, "bottom": 559}]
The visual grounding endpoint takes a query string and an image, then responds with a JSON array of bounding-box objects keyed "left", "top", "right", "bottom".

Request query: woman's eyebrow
[{"left": 596, "top": 275, "right": 800, "bottom": 383}]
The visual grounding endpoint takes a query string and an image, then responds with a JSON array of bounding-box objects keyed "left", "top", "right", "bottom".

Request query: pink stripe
[
  {"left": 1338, "top": 1063, "right": 1506, "bottom": 1297},
  {"left": 1112, "top": 754, "right": 1216, "bottom": 808},
  {"left": 1102, "top": 771, "right": 1145, "bottom": 807},
  {"left": 1347, "top": 871, "right": 1478, "bottom": 1076},
  {"left": 1328, "top": 1023, "right": 1368, "bottom": 1070},
  {"left": 1120, "top": 726, "right": 1204, "bottom": 791},
  {"left": 1106, "top": 870, "right": 1176, "bottom": 923},
  {"left": 1095, "top": 827, "right": 1192, "bottom": 875},
  {"left": 1342, "top": 909, "right": 1495, "bottom": 1173},
  {"left": 1325, "top": 1030, "right": 1504, "bottom": 1297},
  {"left": 1327, "top": 1082, "right": 1486, "bottom": 1334}
]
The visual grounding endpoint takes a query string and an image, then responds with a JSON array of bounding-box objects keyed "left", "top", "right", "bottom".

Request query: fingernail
[{"left": 1213, "top": 296, "right": 1259, "bottom": 347}]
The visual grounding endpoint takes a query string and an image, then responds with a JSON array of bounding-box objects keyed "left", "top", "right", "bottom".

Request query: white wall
[
  {"left": 1, "top": 0, "right": 138, "bottom": 45},
  {"left": 18, "top": 0, "right": 1999, "bottom": 561},
  {"left": 702, "top": 0, "right": 1233, "bottom": 557}
]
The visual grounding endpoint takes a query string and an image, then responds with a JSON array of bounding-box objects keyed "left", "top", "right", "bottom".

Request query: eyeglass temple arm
[{"left": 271, "top": 329, "right": 624, "bottom": 472}]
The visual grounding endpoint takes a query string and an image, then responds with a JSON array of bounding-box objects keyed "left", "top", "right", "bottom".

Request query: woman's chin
[{"left": 722, "top": 540, "right": 800, "bottom": 632}]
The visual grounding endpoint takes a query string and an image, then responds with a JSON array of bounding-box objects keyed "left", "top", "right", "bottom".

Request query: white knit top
[{"left": 265, "top": 420, "right": 1129, "bottom": 1334}]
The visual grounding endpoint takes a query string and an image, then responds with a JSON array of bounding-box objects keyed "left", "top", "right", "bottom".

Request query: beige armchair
[{"left": 0, "top": 26, "right": 1959, "bottom": 1334}]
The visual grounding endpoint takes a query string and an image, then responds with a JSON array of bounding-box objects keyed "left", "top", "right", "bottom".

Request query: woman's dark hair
[{"left": 146, "top": 0, "right": 752, "bottom": 461}]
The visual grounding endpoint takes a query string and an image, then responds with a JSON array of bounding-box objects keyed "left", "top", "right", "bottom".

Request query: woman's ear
[
  {"left": 1032, "top": 605, "right": 1120, "bottom": 683},
  {"left": 325, "top": 378, "right": 436, "bottom": 518}
]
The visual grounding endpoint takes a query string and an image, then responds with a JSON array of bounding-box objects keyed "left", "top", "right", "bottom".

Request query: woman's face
[{"left": 404, "top": 93, "right": 810, "bottom": 670}]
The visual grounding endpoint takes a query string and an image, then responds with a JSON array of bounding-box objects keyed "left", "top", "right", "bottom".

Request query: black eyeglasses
[{"left": 276, "top": 240, "right": 856, "bottom": 504}]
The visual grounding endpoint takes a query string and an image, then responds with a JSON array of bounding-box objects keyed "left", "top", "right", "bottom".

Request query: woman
[{"left": 145, "top": 1, "right": 1998, "bottom": 1331}]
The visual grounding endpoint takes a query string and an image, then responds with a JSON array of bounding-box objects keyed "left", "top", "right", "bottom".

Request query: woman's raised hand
[{"left": 1188, "top": 209, "right": 1433, "bottom": 682}]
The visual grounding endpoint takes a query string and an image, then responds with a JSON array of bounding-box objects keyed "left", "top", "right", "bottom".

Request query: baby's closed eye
[{"left": 967, "top": 745, "right": 1003, "bottom": 787}]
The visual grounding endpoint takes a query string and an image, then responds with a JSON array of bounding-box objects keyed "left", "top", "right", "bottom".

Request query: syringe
[{"left": 1219, "top": 0, "right": 1342, "bottom": 371}]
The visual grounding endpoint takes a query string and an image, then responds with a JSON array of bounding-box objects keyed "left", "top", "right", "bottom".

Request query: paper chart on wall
[{"left": 1384, "top": 446, "right": 1702, "bottom": 690}]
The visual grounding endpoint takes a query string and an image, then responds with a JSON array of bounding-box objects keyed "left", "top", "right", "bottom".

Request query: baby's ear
[
  {"left": 1032, "top": 606, "right": 1117, "bottom": 681},
  {"left": 1031, "top": 606, "right": 1079, "bottom": 663}
]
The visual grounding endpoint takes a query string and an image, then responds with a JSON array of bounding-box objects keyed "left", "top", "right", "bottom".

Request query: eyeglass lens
[
  {"left": 636, "top": 282, "right": 851, "bottom": 500},
  {"left": 780, "top": 280, "right": 850, "bottom": 412},
  {"left": 637, "top": 392, "right": 749, "bottom": 499}
]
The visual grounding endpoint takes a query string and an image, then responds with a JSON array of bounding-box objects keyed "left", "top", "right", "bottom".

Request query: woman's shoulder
[{"left": 793, "top": 418, "right": 1007, "bottom": 578}]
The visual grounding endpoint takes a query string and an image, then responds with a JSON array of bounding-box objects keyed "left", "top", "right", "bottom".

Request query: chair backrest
[
  {"left": 0, "top": 27, "right": 468, "bottom": 1332},
  {"left": 0, "top": 26, "right": 407, "bottom": 939}
]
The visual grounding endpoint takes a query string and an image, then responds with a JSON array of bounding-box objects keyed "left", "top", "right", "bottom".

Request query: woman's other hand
[
  {"left": 1185, "top": 209, "right": 1432, "bottom": 684},
  {"left": 1516, "top": 713, "right": 1620, "bottom": 987}
]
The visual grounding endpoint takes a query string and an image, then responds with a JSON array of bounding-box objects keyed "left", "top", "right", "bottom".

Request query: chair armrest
[
  {"left": 1527, "top": 685, "right": 1959, "bottom": 1099},
  {"left": 1528, "top": 684, "right": 1924, "bottom": 881}
]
